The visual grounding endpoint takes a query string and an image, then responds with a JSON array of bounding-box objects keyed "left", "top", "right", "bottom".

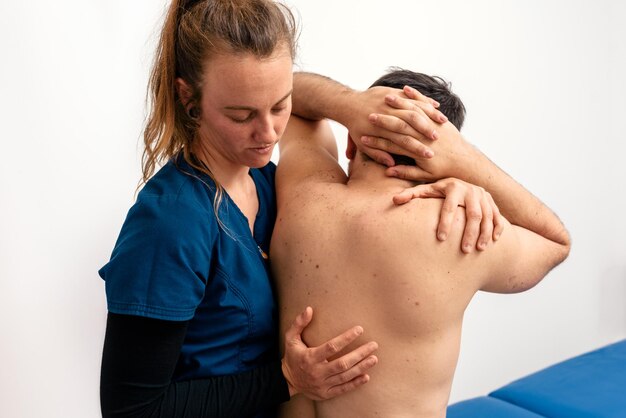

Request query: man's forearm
[
  {"left": 455, "top": 145, "right": 570, "bottom": 247},
  {"left": 292, "top": 72, "right": 356, "bottom": 123}
]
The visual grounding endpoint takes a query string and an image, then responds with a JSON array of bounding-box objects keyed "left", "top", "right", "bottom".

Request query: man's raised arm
[
  {"left": 291, "top": 72, "right": 447, "bottom": 166},
  {"left": 385, "top": 109, "right": 570, "bottom": 251}
]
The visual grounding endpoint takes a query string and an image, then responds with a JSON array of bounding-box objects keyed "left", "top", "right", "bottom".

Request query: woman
[{"left": 99, "top": 1, "right": 499, "bottom": 417}]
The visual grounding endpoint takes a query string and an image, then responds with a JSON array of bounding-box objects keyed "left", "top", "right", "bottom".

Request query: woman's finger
[
  {"left": 324, "top": 374, "right": 371, "bottom": 399},
  {"left": 324, "top": 341, "right": 379, "bottom": 376},
  {"left": 284, "top": 306, "right": 313, "bottom": 343},
  {"left": 324, "top": 355, "right": 378, "bottom": 387},
  {"left": 310, "top": 326, "right": 367, "bottom": 363}
]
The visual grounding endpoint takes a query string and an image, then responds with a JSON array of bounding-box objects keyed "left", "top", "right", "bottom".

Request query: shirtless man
[{"left": 271, "top": 71, "right": 571, "bottom": 418}]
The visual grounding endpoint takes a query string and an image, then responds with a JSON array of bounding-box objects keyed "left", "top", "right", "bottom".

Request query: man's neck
[{"left": 347, "top": 156, "right": 416, "bottom": 190}]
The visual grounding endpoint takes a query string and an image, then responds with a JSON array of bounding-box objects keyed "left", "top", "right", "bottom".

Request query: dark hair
[
  {"left": 368, "top": 67, "right": 466, "bottom": 166},
  {"left": 370, "top": 67, "right": 465, "bottom": 130}
]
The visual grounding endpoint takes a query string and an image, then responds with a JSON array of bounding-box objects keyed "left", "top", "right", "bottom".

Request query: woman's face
[{"left": 196, "top": 45, "right": 293, "bottom": 169}]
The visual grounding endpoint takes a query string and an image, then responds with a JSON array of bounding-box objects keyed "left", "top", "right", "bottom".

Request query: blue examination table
[{"left": 447, "top": 339, "right": 626, "bottom": 417}]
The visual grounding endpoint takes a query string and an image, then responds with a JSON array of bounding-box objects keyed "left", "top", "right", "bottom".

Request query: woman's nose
[{"left": 253, "top": 116, "right": 278, "bottom": 143}]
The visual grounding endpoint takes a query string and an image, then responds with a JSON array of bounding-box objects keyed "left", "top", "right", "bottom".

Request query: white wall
[{"left": 1, "top": 1, "right": 624, "bottom": 416}]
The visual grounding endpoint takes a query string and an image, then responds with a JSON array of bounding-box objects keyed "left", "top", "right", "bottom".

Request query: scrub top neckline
[
  {"left": 173, "top": 155, "right": 270, "bottom": 254},
  {"left": 221, "top": 168, "right": 268, "bottom": 249}
]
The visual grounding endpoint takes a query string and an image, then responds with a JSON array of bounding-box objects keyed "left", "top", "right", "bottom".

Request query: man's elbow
[{"left": 554, "top": 228, "right": 572, "bottom": 266}]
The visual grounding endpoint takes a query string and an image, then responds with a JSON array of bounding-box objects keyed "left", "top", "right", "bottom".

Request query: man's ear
[
  {"left": 175, "top": 77, "right": 194, "bottom": 110},
  {"left": 346, "top": 135, "right": 357, "bottom": 160}
]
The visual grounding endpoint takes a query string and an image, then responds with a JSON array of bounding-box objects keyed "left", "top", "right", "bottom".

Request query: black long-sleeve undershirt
[{"left": 100, "top": 313, "right": 290, "bottom": 418}]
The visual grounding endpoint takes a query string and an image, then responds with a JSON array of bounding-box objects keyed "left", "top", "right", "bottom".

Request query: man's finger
[
  {"left": 392, "top": 183, "right": 446, "bottom": 205},
  {"left": 384, "top": 94, "right": 447, "bottom": 124},
  {"left": 384, "top": 94, "right": 415, "bottom": 110},
  {"left": 386, "top": 165, "right": 433, "bottom": 182},
  {"left": 361, "top": 135, "right": 408, "bottom": 157},
  {"left": 490, "top": 195, "right": 505, "bottom": 241},
  {"left": 403, "top": 85, "right": 439, "bottom": 108},
  {"left": 414, "top": 100, "right": 448, "bottom": 124},
  {"left": 392, "top": 190, "right": 416, "bottom": 205},
  {"left": 391, "top": 184, "right": 439, "bottom": 205},
  {"left": 363, "top": 133, "right": 432, "bottom": 159},
  {"left": 477, "top": 196, "right": 494, "bottom": 251},
  {"left": 461, "top": 192, "right": 482, "bottom": 253},
  {"left": 359, "top": 142, "right": 395, "bottom": 166},
  {"left": 369, "top": 112, "right": 438, "bottom": 143},
  {"left": 437, "top": 186, "right": 462, "bottom": 242}
]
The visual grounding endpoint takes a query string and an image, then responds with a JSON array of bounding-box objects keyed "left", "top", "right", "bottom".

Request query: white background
[{"left": 1, "top": 1, "right": 625, "bottom": 417}]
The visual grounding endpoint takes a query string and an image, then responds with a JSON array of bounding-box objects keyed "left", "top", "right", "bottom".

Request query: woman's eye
[
  {"left": 271, "top": 107, "right": 286, "bottom": 114},
  {"left": 229, "top": 114, "right": 253, "bottom": 123}
]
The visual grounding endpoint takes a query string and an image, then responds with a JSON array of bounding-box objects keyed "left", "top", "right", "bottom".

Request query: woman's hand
[
  {"left": 393, "top": 178, "right": 504, "bottom": 253},
  {"left": 281, "top": 307, "right": 379, "bottom": 400},
  {"left": 345, "top": 86, "right": 447, "bottom": 166}
]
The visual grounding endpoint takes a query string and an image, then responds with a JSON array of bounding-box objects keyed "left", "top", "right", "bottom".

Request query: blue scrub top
[{"left": 99, "top": 155, "right": 279, "bottom": 379}]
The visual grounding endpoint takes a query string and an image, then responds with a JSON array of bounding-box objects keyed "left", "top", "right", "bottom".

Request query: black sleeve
[{"left": 100, "top": 313, "right": 290, "bottom": 418}]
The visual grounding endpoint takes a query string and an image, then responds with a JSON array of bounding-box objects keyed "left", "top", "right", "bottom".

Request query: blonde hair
[{"left": 142, "top": 0, "right": 297, "bottom": 216}]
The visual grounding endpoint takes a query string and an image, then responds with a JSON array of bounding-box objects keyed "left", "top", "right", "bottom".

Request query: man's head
[
  {"left": 370, "top": 68, "right": 466, "bottom": 130},
  {"left": 347, "top": 69, "right": 466, "bottom": 167}
]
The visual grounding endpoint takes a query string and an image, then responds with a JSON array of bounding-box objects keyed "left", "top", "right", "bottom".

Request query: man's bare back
[
  {"left": 272, "top": 170, "right": 479, "bottom": 417},
  {"left": 271, "top": 110, "right": 569, "bottom": 417},
  {"left": 271, "top": 73, "right": 570, "bottom": 417}
]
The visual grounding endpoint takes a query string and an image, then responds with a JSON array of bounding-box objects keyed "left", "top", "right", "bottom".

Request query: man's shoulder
[
  {"left": 363, "top": 196, "right": 467, "bottom": 251},
  {"left": 278, "top": 178, "right": 347, "bottom": 211},
  {"left": 373, "top": 194, "right": 447, "bottom": 229}
]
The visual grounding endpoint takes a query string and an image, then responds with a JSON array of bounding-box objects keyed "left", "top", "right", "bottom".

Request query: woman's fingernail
[
  {"left": 440, "top": 115, "right": 448, "bottom": 123},
  {"left": 369, "top": 114, "right": 378, "bottom": 122},
  {"left": 425, "top": 149, "right": 434, "bottom": 158},
  {"left": 438, "top": 232, "right": 447, "bottom": 240},
  {"left": 432, "top": 130, "right": 439, "bottom": 140},
  {"left": 361, "top": 136, "right": 371, "bottom": 144}
]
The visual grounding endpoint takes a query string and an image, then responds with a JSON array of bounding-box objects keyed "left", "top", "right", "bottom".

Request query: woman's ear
[{"left": 175, "top": 77, "right": 194, "bottom": 110}]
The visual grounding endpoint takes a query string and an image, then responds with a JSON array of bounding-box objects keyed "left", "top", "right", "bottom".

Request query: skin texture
[
  {"left": 271, "top": 116, "right": 570, "bottom": 418},
  {"left": 175, "top": 47, "right": 381, "bottom": 401},
  {"left": 290, "top": 73, "right": 503, "bottom": 254}
]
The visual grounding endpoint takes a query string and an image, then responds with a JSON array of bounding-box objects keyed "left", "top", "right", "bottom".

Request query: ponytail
[
  {"left": 142, "top": 0, "right": 190, "bottom": 185},
  {"left": 141, "top": 0, "right": 298, "bottom": 222}
]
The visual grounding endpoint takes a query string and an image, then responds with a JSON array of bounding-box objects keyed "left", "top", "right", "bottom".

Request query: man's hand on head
[{"left": 345, "top": 86, "right": 447, "bottom": 167}]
